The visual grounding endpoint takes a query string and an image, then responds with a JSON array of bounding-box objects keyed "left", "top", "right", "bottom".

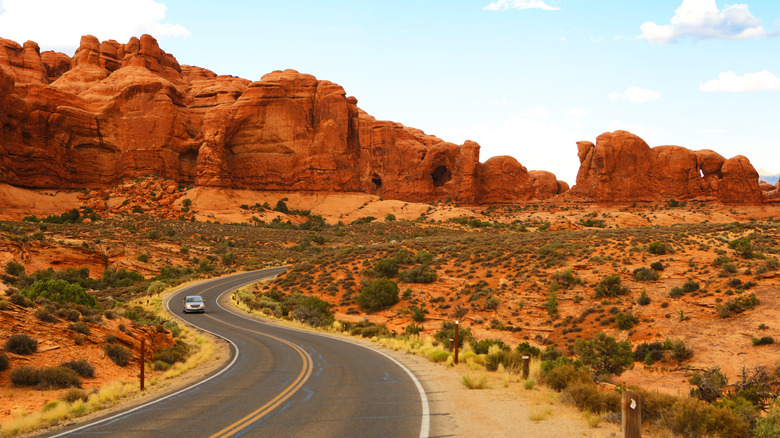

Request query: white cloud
[
  {"left": 520, "top": 107, "right": 549, "bottom": 118},
  {"left": 700, "top": 70, "right": 780, "bottom": 92},
  {"left": 483, "top": 0, "right": 559, "bottom": 12},
  {"left": 609, "top": 87, "right": 660, "bottom": 103},
  {"left": 640, "top": 0, "right": 766, "bottom": 44},
  {"left": 0, "top": 0, "right": 190, "bottom": 52}
]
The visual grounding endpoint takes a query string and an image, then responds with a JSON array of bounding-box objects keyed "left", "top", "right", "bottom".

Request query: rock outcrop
[
  {"left": 568, "top": 131, "right": 762, "bottom": 203},
  {"left": 0, "top": 35, "right": 567, "bottom": 204}
]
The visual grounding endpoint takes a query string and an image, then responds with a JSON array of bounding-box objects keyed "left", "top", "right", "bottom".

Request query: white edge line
[
  {"left": 45, "top": 273, "right": 270, "bottom": 438},
  {"left": 214, "top": 282, "right": 431, "bottom": 438}
]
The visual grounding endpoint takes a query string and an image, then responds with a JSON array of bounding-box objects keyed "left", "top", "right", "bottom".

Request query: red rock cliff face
[
  {"left": 569, "top": 131, "right": 762, "bottom": 203},
  {"left": 0, "top": 35, "right": 567, "bottom": 204}
]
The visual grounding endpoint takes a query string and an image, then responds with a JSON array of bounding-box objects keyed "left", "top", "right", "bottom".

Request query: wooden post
[
  {"left": 522, "top": 356, "right": 530, "bottom": 379},
  {"left": 453, "top": 321, "right": 459, "bottom": 365},
  {"left": 622, "top": 390, "right": 641, "bottom": 438},
  {"left": 140, "top": 338, "right": 145, "bottom": 391}
]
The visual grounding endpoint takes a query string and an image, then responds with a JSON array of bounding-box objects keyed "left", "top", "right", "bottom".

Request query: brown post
[
  {"left": 140, "top": 338, "right": 145, "bottom": 391},
  {"left": 522, "top": 355, "right": 530, "bottom": 379},
  {"left": 622, "top": 390, "right": 641, "bottom": 438},
  {"left": 453, "top": 321, "right": 459, "bottom": 365}
]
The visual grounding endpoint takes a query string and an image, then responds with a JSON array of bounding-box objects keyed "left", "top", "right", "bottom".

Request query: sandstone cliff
[
  {"left": 0, "top": 35, "right": 566, "bottom": 205},
  {"left": 568, "top": 131, "right": 764, "bottom": 203}
]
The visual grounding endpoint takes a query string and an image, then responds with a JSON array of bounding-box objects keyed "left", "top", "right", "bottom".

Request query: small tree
[
  {"left": 434, "top": 321, "right": 473, "bottom": 348},
  {"left": 356, "top": 278, "right": 399, "bottom": 312},
  {"left": 689, "top": 367, "right": 728, "bottom": 403},
  {"left": 574, "top": 332, "right": 633, "bottom": 377}
]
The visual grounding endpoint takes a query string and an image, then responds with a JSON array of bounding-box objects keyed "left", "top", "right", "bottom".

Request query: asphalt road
[{"left": 42, "top": 268, "right": 430, "bottom": 437}]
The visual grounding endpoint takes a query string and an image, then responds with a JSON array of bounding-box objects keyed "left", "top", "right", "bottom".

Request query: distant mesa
[{"left": 0, "top": 35, "right": 771, "bottom": 205}]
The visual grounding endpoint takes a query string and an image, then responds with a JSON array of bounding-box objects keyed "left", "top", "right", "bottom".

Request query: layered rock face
[
  {"left": 568, "top": 131, "right": 763, "bottom": 203},
  {"left": 0, "top": 35, "right": 566, "bottom": 204}
]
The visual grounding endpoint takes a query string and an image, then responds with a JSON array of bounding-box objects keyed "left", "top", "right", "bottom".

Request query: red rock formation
[
  {"left": 0, "top": 35, "right": 767, "bottom": 205},
  {"left": 569, "top": 131, "right": 761, "bottom": 203}
]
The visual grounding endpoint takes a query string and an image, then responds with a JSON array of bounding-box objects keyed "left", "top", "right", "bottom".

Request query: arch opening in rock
[
  {"left": 372, "top": 174, "right": 382, "bottom": 189},
  {"left": 431, "top": 165, "right": 451, "bottom": 188}
]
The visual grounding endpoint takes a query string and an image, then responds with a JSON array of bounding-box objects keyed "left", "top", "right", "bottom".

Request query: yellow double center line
[{"left": 206, "top": 315, "right": 314, "bottom": 438}]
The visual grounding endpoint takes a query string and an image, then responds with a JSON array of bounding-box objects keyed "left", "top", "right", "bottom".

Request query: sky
[{"left": 1, "top": 0, "right": 778, "bottom": 184}]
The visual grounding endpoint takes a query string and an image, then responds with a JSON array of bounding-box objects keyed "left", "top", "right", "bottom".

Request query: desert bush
[
  {"left": 594, "top": 274, "right": 629, "bottom": 298},
  {"left": 637, "top": 290, "right": 651, "bottom": 305},
  {"left": 562, "top": 381, "right": 621, "bottom": 413},
  {"left": 461, "top": 374, "right": 490, "bottom": 389},
  {"left": 10, "top": 365, "right": 40, "bottom": 386},
  {"left": 753, "top": 398, "right": 780, "bottom": 438},
  {"left": 634, "top": 342, "right": 665, "bottom": 365},
  {"left": 669, "top": 340, "right": 694, "bottom": 362},
  {"left": 9, "top": 292, "right": 33, "bottom": 307},
  {"left": 551, "top": 268, "right": 582, "bottom": 290},
  {"left": 136, "top": 253, "right": 149, "bottom": 262},
  {"left": 372, "top": 258, "right": 399, "bottom": 278},
  {"left": 104, "top": 343, "right": 131, "bottom": 366},
  {"left": 67, "top": 322, "right": 91, "bottom": 335},
  {"left": 633, "top": 267, "right": 659, "bottom": 282},
  {"left": 356, "top": 278, "right": 399, "bottom": 312},
  {"left": 647, "top": 241, "right": 674, "bottom": 255},
  {"left": 650, "top": 261, "right": 664, "bottom": 271},
  {"left": 5, "top": 333, "right": 38, "bottom": 355},
  {"left": 62, "top": 388, "right": 89, "bottom": 403},
  {"left": 399, "top": 265, "right": 437, "bottom": 283},
  {"left": 485, "top": 350, "right": 526, "bottom": 372},
  {"left": 404, "top": 322, "right": 423, "bottom": 335},
  {"left": 349, "top": 320, "right": 390, "bottom": 338},
  {"left": 718, "top": 293, "right": 760, "bottom": 318},
  {"left": 681, "top": 280, "right": 700, "bottom": 293},
  {"left": 660, "top": 396, "right": 749, "bottom": 438},
  {"left": 37, "top": 366, "right": 82, "bottom": 389},
  {"left": 690, "top": 367, "right": 728, "bottom": 403},
  {"left": 35, "top": 307, "right": 58, "bottom": 323},
  {"left": 543, "top": 363, "right": 591, "bottom": 391},
  {"left": 152, "top": 340, "right": 190, "bottom": 365},
  {"left": 286, "top": 295, "right": 334, "bottom": 327},
  {"left": 0, "top": 299, "right": 7, "bottom": 310},
  {"left": 615, "top": 311, "right": 639, "bottom": 330},
  {"left": 60, "top": 359, "right": 95, "bottom": 378},
  {"left": 0, "top": 352, "right": 9, "bottom": 371},
  {"left": 5, "top": 260, "right": 25, "bottom": 276},
  {"left": 409, "top": 305, "right": 426, "bottom": 322},
  {"left": 752, "top": 336, "right": 774, "bottom": 346},
  {"left": 575, "top": 332, "right": 633, "bottom": 377},
  {"left": 728, "top": 237, "right": 755, "bottom": 258},
  {"left": 57, "top": 307, "right": 81, "bottom": 322}
]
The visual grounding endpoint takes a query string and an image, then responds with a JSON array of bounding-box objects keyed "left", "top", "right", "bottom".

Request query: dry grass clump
[{"left": 461, "top": 374, "right": 490, "bottom": 389}]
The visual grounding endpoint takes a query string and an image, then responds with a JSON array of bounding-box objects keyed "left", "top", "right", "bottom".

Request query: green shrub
[
  {"left": 287, "top": 295, "right": 334, "bottom": 327},
  {"left": 21, "top": 279, "right": 97, "bottom": 307},
  {"left": 471, "top": 338, "right": 510, "bottom": 355},
  {"left": 0, "top": 352, "right": 9, "bottom": 371},
  {"left": 633, "top": 267, "right": 659, "bottom": 282},
  {"left": 410, "top": 305, "right": 426, "bottom": 322},
  {"left": 543, "top": 363, "right": 591, "bottom": 391},
  {"left": 669, "top": 340, "right": 694, "bottom": 362},
  {"left": 385, "top": 213, "right": 396, "bottom": 221},
  {"left": 5, "top": 260, "right": 25, "bottom": 276},
  {"left": 594, "top": 274, "right": 629, "bottom": 298},
  {"left": 516, "top": 342, "right": 542, "bottom": 357},
  {"left": 728, "top": 237, "right": 755, "bottom": 258},
  {"left": 37, "top": 366, "right": 82, "bottom": 389},
  {"left": 718, "top": 293, "right": 760, "bottom": 318},
  {"left": 682, "top": 280, "right": 700, "bottom": 293},
  {"left": 104, "top": 343, "right": 131, "bottom": 366},
  {"left": 637, "top": 290, "right": 651, "bottom": 305},
  {"left": 753, "top": 399, "right": 780, "bottom": 438},
  {"left": 404, "top": 322, "right": 423, "bottom": 335},
  {"left": 153, "top": 360, "right": 171, "bottom": 371},
  {"left": 60, "top": 359, "right": 95, "bottom": 378},
  {"left": 373, "top": 258, "right": 399, "bottom": 277},
  {"left": 689, "top": 367, "right": 728, "bottom": 403},
  {"left": 356, "top": 278, "right": 399, "bottom": 312},
  {"left": 752, "top": 336, "right": 774, "bottom": 346},
  {"left": 634, "top": 342, "right": 665, "bottom": 364},
  {"left": 551, "top": 268, "right": 582, "bottom": 290},
  {"left": 67, "top": 322, "right": 91, "bottom": 335},
  {"left": 575, "top": 332, "right": 633, "bottom": 377},
  {"left": 647, "top": 241, "right": 674, "bottom": 255},
  {"left": 5, "top": 333, "right": 38, "bottom": 355},
  {"left": 650, "top": 261, "right": 664, "bottom": 271},
  {"left": 136, "top": 253, "right": 149, "bottom": 262},
  {"left": 615, "top": 312, "right": 639, "bottom": 330},
  {"left": 9, "top": 293, "right": 33, "bottom": 307}
]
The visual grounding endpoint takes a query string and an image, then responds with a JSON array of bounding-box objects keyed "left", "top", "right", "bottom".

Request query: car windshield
[{"left": 185, "top": 296, "right": 203, "bottom": 303}]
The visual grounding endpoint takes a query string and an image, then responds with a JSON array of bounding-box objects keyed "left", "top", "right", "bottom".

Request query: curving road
[{"left": 42, "top": 268, "right": 431, "bottom": 437}]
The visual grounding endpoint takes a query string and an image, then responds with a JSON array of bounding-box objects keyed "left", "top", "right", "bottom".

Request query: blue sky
[{"left": 1, "top": 0, "right": 778, "bottom": 184}]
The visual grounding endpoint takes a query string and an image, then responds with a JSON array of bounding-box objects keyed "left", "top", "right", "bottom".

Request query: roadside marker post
[
  {"left": 140, "top": 338, "right": 145, "bottom": 391},
  {"left": 522, "top": 356, "right": 530, "bottom": 379},
  {"left": 622, "top": 390, "right": 642, "bottom": 438},
  {"left": 454, "top": 321, "right": 459, "bottom": 365}
]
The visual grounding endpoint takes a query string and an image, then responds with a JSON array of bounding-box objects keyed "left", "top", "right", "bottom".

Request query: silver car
[{"left": 183, "top": 295, "right": 206, "bottom": 313}]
